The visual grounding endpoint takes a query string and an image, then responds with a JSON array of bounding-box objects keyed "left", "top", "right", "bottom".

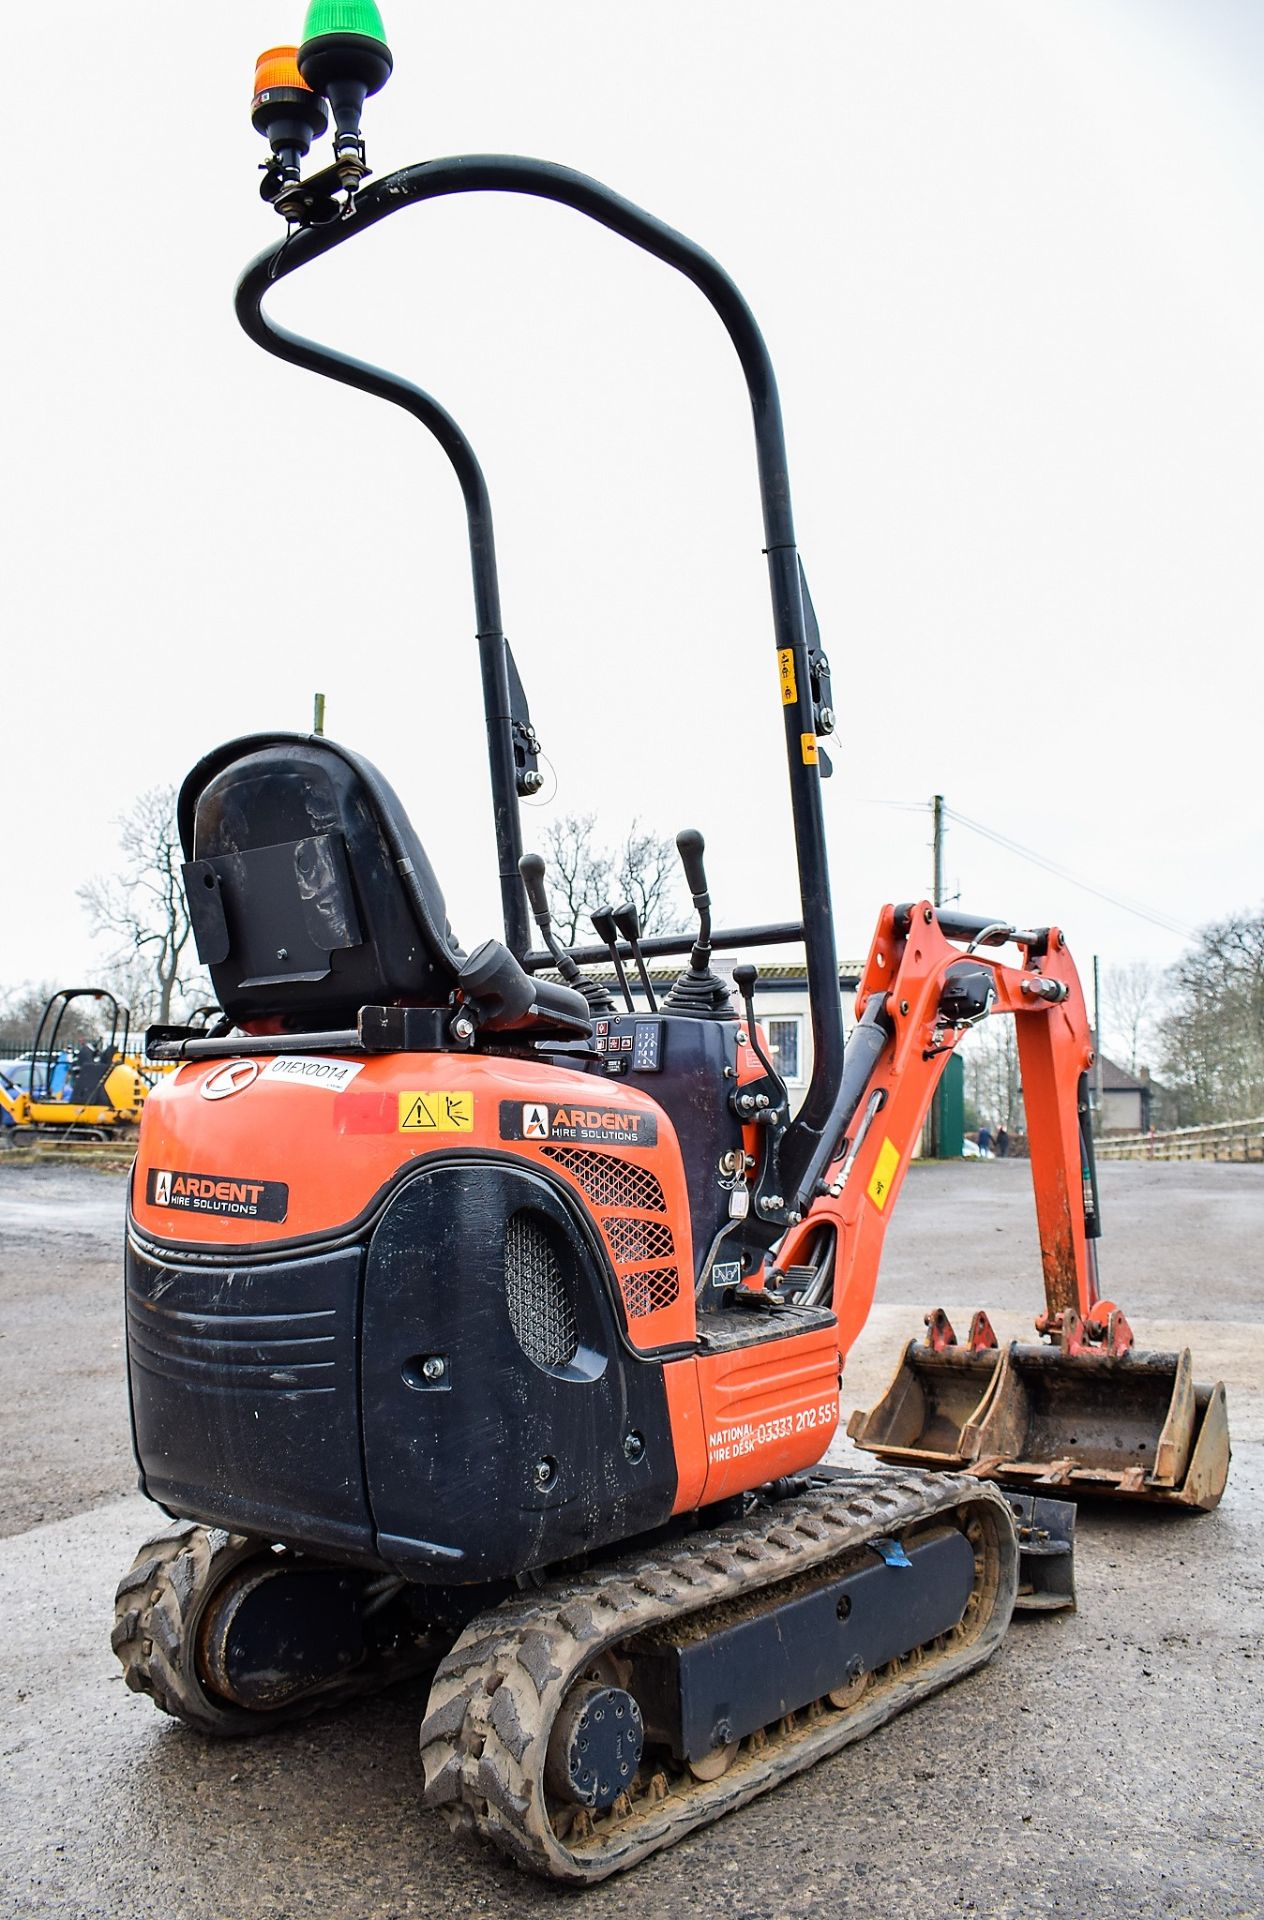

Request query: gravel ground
[
  {"left": 0, "top": 1164, "right": 134, "bottom": 1538},
  {"left": 0, "top": 1157, "right": 1260, "bottom": 1918}
]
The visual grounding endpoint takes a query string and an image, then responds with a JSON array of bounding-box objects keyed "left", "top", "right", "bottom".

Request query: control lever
[
  {"left": 612, "top": 903, "right": 659, "bottom": 1012},
  {"left": 676, "top": 827, "right": 713, "bottom": 973},
  {"left": 590, "top": 907, "right": 636, "bottom": 1011},
  {"left": 731, "top": 961, "right": 795, "bottom": 1230},
  {"left": 663, "top": 828, "right": 733, "bottom": 1017},
  {"left": 518, "top": 854, "right": 615, "bottom": 1013},
  {"left": 733, "top": 965, "right": 781, "bottom": 1084}
]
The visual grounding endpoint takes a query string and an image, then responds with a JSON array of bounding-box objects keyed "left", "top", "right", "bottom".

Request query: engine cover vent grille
[
  {"left": 602, "top": 1217, "right": 675, "bottom": 1265},
  {"left": 621, "top": 1266, "right": 682, "bottom": 1319},
  {"left": 540, "top": 1146, "right": 667, "bottom": 1214},
  {"left": 504, "top": 1211, "right": 579, "bottom": 1371}
]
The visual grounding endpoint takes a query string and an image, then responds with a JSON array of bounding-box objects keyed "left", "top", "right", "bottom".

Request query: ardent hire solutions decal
[
  {"left": 147, "top": 1169, "right": 289, "bottom": 1221},
  {"left": 498, "top": 1101, "right": 657, "bottom": 1148}
]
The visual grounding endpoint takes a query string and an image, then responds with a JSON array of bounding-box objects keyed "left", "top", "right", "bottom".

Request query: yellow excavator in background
[{"left": 0, "top": 988, "right": 154, "bottom": 1141}]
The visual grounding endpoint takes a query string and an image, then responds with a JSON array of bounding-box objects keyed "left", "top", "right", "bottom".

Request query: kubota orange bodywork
[
  {"left": 130, "top": 896, "right": 1225, "bottom": 1522},
  {"left": 132, "top": 1050, "right": 841, "bottom": 1521}
]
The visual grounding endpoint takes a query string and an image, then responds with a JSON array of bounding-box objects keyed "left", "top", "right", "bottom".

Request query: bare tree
[
  {"left": 960, "top": 1015, "right": 1021, "bottom": 1135},
  {"left": 77, "top": 787, "right": 209, "bottom": 1026},
  {"left": 0, "top": 982, "right": 102, "bottom": 1053},
  {"left": 616, "top": 823, "right": 682, "bottom": 936},
  {"left": 537, "top": 813, "right": 684, "bottom": 944},
  {"left": 540, "top": 814, "right": 614, "bottom": 945},
  {"left": 1103, "top": 960, "right": 1162, "bottom": 1075},
  {"left": 1159, "top": 908, "right": 1264, "bottom": 1124}
]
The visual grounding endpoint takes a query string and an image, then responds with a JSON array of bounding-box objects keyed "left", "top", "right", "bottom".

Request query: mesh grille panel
[
  {"left": 602, "top": 1217, "right": 675, "bottom": 1265},
  {"left": 504, "top": 1213, "right": 578, "bottom": 1371},
  {"left": 540, "top": 1146, "right": 667, "bottom": 1214},
  {"left": 621, "top": 1266, "right": 682, "bottom": 1319}
]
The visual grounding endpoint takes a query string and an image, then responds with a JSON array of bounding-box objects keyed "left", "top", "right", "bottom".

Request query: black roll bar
[
  {"left": 235, "top": 153, "right": 844, "bottom": 1186},
  {"left": 30, "top": 988, "right": 127, "bottom": 1101}
]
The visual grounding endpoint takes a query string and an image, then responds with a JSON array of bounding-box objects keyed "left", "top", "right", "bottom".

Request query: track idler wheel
[
  {"left": 113, "top": 1523, "right": 434, "bottom": 1735},
  {"left": 112, "top": 1524, "right": 288, "bottom": 1735}
]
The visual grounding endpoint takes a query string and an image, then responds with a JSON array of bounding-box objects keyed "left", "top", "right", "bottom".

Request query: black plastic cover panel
[
  {"left": 362, "top": 1158, "right": 677, "bottom": 1582},
  {"left": 126, "top": 1235, "right": 374, "bottom": 1559}
]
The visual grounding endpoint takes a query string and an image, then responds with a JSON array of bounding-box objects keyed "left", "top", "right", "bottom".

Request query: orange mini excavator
[{"left": 113, "top": 9, "right": 1229, "bottom": 1884}]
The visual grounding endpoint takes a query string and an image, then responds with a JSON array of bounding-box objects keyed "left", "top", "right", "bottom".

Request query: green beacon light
[{"left": 297, "top": 0, "right": 393, "bottom": 188}]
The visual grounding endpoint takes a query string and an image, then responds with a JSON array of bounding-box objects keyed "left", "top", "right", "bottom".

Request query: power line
[{"left": 944, "top": 806, "right": 1195, "bottom": 939}]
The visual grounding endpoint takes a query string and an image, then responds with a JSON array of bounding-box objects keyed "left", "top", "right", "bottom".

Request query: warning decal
[
  {"left": 866, "top": 1136, "right": 901, "bottom": 1212},
  {"left": 800, "top": 732, "right": 819, "bottom": 766},
  {"left": 399, "top": 1091, "right": 475, "bottom": 1133},
  {"left": 778, "top": 649, "right": 798, "bottom": 705},
  {"left": 146, "top": 1168, "right": 289, "bottom": 1222},
  {"left": 499, "top": 1101, "right": 657, "bottom": 1148}
]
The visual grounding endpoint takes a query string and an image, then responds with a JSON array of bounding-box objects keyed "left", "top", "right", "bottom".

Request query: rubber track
[{"left": 419, "top": 1466, "right": 1018, "bottom": 1883}]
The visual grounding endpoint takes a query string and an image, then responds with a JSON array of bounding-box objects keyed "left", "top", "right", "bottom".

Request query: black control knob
[
  {"left": 518, "top": 852, "right": 551, "bottom": 924},
  {"left": 611, "top": 904, "right": 658, "bottom": 1013},
  {"left": 516, "top": 854, "right": 616, "bottom": 1016},
  {"left": 676, "top": 827, "right": 710, "bottom": 908},
  {"left": 590, "top": 906, "right": 634, "bottom": 1009},
  {"left": 733, "top": 964, "right": 758, "bottom": 1000},
  {"left": 611, "top": 903, "right": 641, "bottom": 945},
  {"left": 662, "top": 825, "right": 730, "bottom": 1019}
]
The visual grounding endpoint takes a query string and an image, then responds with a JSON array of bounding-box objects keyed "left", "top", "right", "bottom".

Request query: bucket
[{"left": 849, "top": 1332, "right": 1229, "bottom": 1511}]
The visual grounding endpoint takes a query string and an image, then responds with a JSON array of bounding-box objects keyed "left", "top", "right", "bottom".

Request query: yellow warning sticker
[
  {"left": 800, "top": 732, "right": 819, "bottom": 765},
  {"left": 399, "top": 1091, "right": 474, "bottom": 1133},
  {"left": 778, "top": 649, "right": 797, "bottom": 705},
  {"left": 866, "top": 1136, "right": 901, "bottom": 1211}
]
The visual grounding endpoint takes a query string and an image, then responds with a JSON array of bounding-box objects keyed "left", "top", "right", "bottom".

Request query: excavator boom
[{"left": 774, "top": 902, "right": 1230, "bottom": 1510}]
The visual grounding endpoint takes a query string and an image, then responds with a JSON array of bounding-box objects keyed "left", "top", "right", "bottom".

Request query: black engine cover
[
  {"left": 362, "top": 1158, "right": 677, "bottom": 1580},
  {"left": 126, "top": 1158, "right": 678, "bottom": 1584}
]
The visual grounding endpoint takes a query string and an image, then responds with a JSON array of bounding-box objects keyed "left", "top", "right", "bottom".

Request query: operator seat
[{"left": 178, "top": 733, "right": 588, "bottom": 1039}]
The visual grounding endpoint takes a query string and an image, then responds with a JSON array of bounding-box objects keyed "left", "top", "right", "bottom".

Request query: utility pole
[
  {"left": 1092, "top": 954, "right": 1104, "bottom": 1139},
  {"left": 928, "top": 795, "right": 951, "bottom": 1157},
  {"left": 313, "top": 692, "right": 326, "bottom": 736}
]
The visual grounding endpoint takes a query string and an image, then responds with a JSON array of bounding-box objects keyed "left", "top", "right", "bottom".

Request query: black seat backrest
[{"left": 179, "top": 733, "right": 464, "bottom": 1030}]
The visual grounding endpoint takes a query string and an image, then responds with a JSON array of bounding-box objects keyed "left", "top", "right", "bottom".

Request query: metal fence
[{"left": 1096, "top": 1117, "right": 1264, "bottom": 1163}]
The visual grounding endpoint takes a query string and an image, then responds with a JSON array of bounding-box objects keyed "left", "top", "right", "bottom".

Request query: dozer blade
[{"left": 849, "top": 1338, "right": 1230, "bottom": 1511}]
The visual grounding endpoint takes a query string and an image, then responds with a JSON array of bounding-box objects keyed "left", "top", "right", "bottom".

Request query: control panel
[
  {"left": 580, "top": 1009, "right": 745, "bottom": 1272},
  {"left": 594, "top": 1015, "right": 662, "bottom": 1076}
]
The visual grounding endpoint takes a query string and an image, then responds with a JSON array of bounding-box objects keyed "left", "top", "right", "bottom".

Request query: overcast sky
[{"left": 4, "top": 1, "right": 1262, "bottom": 998}]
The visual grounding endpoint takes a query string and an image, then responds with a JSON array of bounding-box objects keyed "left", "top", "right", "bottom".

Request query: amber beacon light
[{"left": 251, "top": 45, "right": 328, "bottom": 195}]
